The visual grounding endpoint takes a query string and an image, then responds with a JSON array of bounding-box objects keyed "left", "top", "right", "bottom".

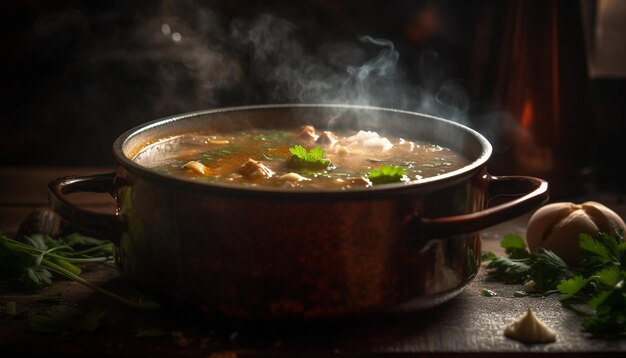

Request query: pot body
[
  {"left": 115, "top": 165, "right": 486, "bottom": 318},
  {"left": 49, "top": 104, "right": 547, "bottom": 318}
]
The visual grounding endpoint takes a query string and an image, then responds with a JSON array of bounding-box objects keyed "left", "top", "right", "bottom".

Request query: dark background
[{"left": 1, "top": 0, "right": 624, "bottom": 193}]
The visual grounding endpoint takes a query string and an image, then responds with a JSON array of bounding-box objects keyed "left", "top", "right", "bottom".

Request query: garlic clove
[
  {"left": 582, "top": 201, "right": 626, "bottom": 234},
  {"left": 526, "top": 201, "right": 626, "bottom": 265},
  {"left": 526, "top": 202, "right": 578, "bottom": 249},
  {"left": 504, "top": 308, "right": 557, "bottom": 344},
  {"left": 541, "top": 209, "right": 601, "bottom": 264}
]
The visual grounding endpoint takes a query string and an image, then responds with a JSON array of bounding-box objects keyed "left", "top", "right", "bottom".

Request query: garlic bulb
[{"left": 526, "top": 201, "right": 626, "bottom": 265}]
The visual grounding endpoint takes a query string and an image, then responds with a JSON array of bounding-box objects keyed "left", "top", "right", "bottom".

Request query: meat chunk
[
  {"left": 315, "top": 131, "right": 338, "bottom": 147},
  {"left": 237, "top": 158, "right": 275, "bottom": 179},
  {"left": 298, "top": 125, "right": 319, "bottom": 142},
  {"left": 184, "top": 161, "right": 212, "bottom": 175}
]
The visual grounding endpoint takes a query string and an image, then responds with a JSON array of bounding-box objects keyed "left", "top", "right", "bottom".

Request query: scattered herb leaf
[
  {"left": 481, "top": 288, "right": 498, "bottom": 297},
  {"left": 200, "top": 144, "right": 242, "bottom": 164},
  {"left": 368, "top": 165, "right": 407, "bottom": 185},
  {"left": 513, "top": 291, "right": 528, "bottom": 297},
  {"left": 481, "top": 251, "right": 498, "bottom": 262},
  {"left": 287, "top": 145, "right": 331, "bottom": 170}
]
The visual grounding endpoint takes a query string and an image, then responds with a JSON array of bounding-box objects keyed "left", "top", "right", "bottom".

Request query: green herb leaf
[
  {"left": 588, "top": 290, "right": 611, "bottom": 310},
  {"left": 557, "top": 275, "right": 588, "bottom": 300},
  {"left": 596, "top": 266, "right": 623, "bottom": 288},
  {"left": 529, "top": 248, "right": 573, "bottom": 289},
  {"left": 368, "top": 165, "right": 407, "bottom": 185},
  {"left": 287, "top": 145, "right": 332, "bottom": 170},
  {"left": 513, "top": 291, "right": 528, "bottom": 297},
  {"left": 580, "top": 233, "right": 612, "bottom": 263},
  {"left": 481, "top": 251, "right": 498, "bottom": 262},
  {"left": 21, "top": 266, "right": 53, "bottom": 291},
  {"left": 500, "top": 234, "right": 530, "bottom": 259},
  {"left": 481, "top": 288, "right": 498, "bottom": 297},
  {"left": 582, "top": 280, "right": 626, "bottom": 337},
  {"left": 487, "top": 256, "right": 531, "bottom": 283}
]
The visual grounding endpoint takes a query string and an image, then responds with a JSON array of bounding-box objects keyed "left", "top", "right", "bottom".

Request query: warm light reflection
[{"left": 520, "top": 98, "right": 534, "bottom": 129}]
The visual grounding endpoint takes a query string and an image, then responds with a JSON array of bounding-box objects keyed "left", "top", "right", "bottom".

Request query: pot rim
[{"left": 112, "top": 103, "right": 492, "bottom": 197}]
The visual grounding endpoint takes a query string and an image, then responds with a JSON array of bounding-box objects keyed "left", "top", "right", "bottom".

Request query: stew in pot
[{"left": 133, "top": 125, "right": 469, "bottom": 189}]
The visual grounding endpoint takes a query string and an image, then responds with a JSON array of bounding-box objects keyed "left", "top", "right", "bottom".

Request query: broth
[{"left": 133, "top": 125, "right": 470, "bottom": 189}]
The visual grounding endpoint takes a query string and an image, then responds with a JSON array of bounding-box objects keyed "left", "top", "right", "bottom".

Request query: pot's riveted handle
[
  {"left": 417, "top": 175, "right": 548, "bottom": 238},
  {"left": 48, "top": 172, "right": 122, "bottom": 245}
]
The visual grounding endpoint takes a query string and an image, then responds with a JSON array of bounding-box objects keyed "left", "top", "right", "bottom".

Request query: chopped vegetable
[
  {"left": 481, "top": 289, "right": 498, "bottom": 297},
  {"left": 287, "top": 145, "right": 332, "bottom": 170},
  {"left": 367, "top": 165, "right": 407, "bottom": 185}
]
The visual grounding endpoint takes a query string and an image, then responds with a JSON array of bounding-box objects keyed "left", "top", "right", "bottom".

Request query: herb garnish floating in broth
[{"left": 133, "top": 125, "right": 469, "bottom": 189}]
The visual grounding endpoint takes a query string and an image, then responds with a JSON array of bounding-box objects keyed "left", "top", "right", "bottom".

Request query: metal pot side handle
[
  {"left": 417, "top": 175, "right": 549, "bottom": 238},
  {"left": 48, "top": 172, "right": 122, "bottom": 244}
]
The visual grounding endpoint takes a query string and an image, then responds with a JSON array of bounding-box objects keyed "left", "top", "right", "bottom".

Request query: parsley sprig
[
  {"left": 0, "top": 231, "right": 158, "bottom": 310},
  {"left": 368, "top": 165, "right": 408, "bottom": 185},
  {"left": 483, "top": 231, "right": 626, "bottom": 337},
  {"left": 287, "top": 145, "right": 332, "bottom": 170}
]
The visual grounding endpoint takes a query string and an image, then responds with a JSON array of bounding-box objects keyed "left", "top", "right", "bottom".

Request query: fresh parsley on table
[
  {"left": 0, "top": 231, "right": 158, "bottom": 310},
  {"left": 483, "top": 231, "right": 626, "bottom": 338}
]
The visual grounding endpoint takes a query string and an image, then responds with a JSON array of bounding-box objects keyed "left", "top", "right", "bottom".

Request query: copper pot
[{"left": 49, "top": 104, "right": 547, "bottom": 318}]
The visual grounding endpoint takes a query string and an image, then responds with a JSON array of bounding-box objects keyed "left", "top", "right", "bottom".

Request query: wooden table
[{"left": 1, "top": 167, "right": 625, "bottom": 356}]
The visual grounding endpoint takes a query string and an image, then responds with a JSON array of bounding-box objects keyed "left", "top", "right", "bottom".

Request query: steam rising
[{"left": 143, "top": 8, "right": 471, "bottom": 125}]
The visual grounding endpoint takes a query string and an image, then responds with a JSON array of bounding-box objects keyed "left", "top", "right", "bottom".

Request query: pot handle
[
  {"left": 48, "top": 172, "right": 122, "bottom": 244},
  {"left": 416, "top": 175, "right": 548, "bottom": 238}
]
